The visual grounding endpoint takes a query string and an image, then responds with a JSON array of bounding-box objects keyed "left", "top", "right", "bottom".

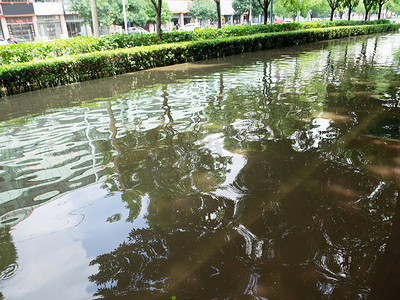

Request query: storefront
[
  {"left": 33, "top": 1, "right": 67, "bottom": 41},
  {"left": 6, "top": 17, "right": 35, "bottom": 41},
  {"left": 36, "top": 15, "right": 62, "bottom": 40},
  {"left": 65, "top": 14, "right": 85, "bottom": 37},
  {"left": 1, "top": 2, "right": 36, "bottom": 41}
]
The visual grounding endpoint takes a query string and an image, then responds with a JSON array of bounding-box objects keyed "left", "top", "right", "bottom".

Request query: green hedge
[
  {"left": 0, "top": 19, "right": 391, "bottom": 65},
  {"left": 1, "top": 24, "right": 399, "bottom": 97}
]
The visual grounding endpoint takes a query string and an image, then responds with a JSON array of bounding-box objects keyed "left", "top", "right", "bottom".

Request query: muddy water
[{"left": 0, "top": 32, "right": 400, "bottom": 299}]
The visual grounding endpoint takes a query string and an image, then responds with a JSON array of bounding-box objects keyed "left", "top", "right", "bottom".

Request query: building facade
[
  {"left": 0, "top": 1, "right": 244, "bottom": 42},
  {"left": 0, "top": 0, "right": 85, "bottom": 41}
]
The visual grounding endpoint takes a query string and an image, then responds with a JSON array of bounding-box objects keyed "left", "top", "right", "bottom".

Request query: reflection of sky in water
[
  {"left": 291, "top": 118, "right": 333, "bottom": 151},
  {"left": 4, "top": 184, "right": 149, "bottom": 299}
]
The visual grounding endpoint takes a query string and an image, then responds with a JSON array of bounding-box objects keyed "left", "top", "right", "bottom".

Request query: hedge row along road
[
  {"left": 0, "top": 20, "right": 391, "bottom": 65},
  {"left": 1, "top": 23, "right": 399, "bottom": 97}
]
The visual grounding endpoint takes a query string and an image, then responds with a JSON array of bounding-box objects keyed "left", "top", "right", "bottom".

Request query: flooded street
[{"left": 1, "top": 32, "right": 400, "bottom": 299}]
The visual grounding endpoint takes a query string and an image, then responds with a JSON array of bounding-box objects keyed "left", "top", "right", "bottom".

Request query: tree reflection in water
[
  {"left": 89, "top": 141, "right": 398, "bottom": 298},
  {"left": 86, "top": 35, "right": 400, "bottom": 299}
]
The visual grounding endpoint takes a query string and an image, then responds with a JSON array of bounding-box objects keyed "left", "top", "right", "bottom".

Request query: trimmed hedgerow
[
  {"left": 0, "top": 19, "right": 392, "bottom": 65},
  {"left": 1, "top": 24, "right": 399, "bottom": 97}
]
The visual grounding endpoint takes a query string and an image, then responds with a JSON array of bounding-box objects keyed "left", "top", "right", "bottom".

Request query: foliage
[
  {"left": 363, "top": 0, "right": 379, "bottom": 19},
  {"left": 232, "top": 0, "right": 264, "bottom": 15},
  {"left": 0, "top": 19, "right": 391, "bottom": 65},
  {"left": 396, "top": 49, "right": 400, "bottom": 63},
  {"left": 376, "top": 0, "right": 390, "bottom": 19},
  {"left": 343, "top": 0, "right": 360, "bottom": 20},
  {"left": 189, "top": 0, "right": 217, "bottom": 21},
  {"left": 1, "top": 23, "right": 399, "bottom": 97},
  {"left": 386, "top": 0, "right": 400, "bottom": 13},
  {"left": 0, "top": 225, "right": 17, "bottom": 300},
  {"left": 326, "top": 0, "right": 342, "bottom": 20},
  {"left": 147, "top": 0, "right": 172, "bottom": 25},
  {"left": 308, "top": 0, "right": 331, "bottom": 18},
  {"left": 0, "top": 227, "right": 17, "bottom": 274},
  {"left": 279, "top": 0, "right": 312, "bottom": 19},
  {"left": 69, "top": 0, "right": 171, "bottom": 28}
]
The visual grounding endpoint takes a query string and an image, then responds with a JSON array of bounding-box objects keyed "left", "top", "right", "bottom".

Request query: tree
[
  {"left": 146, "top": 1, "right": 172, "bottom": 27},
  {"left": 189, "top": 0, "right": 217, "bottom": 23},
  {"left": 278, "top": 0, "right": 312, "bottom": 21},
  {"left": 343, "top": 0, "right": 359, "bottom": 20},
  {"left": 70, "top": 0, "right": 170, "bottom": 34},
  {"left": 376, "top": 0, "right": 389, "bottom": 19},
  {"left": 326, "top": 0, "right": 342, "bottom": 20},
  {"left": 272, "top": 0, "right": 293, "bottom": 18},
  {"left": 71, "top": 0, "right": 148, "bottom": 27},
  {"left": 386, "top": 0, "right": 400, "bottom": 15},
  {"left": 308, "top": 0, "right": 331, "bottom": 19},
  {"left": 363, "top": 0, "right": 377, "bottom": 20},
  {"left": 232, "top": 0, "right": 268, "bottom": 23}
]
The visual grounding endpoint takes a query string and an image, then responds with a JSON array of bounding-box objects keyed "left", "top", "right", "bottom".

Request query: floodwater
[{"left": 1, "top": 32, "right": 400, "bottom": 299}]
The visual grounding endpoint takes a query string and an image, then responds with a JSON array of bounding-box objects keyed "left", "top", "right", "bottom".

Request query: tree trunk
[
  {"left": 90, "top": 0, "right": 100, "bottom": 37},
  {"left": 257, "top": 0, "right": 270, "bottom": 25},
  {"left": 378, "top": 5, "right": 383, "bottom": 20},
  {"left": 156, "top": 2, "right": 162, "bottom": 38},
  {"left": 264, "top": 4, "right": 268, "bottom": 24},
  {"left": 151, "top": 0, "right": 162, "bottom": 38},
  {"left": 215, "top": 0, "right": 222, "bottom": 28},
  {"left": 365, "top": 10, "right": 369, "bottom": 21},
  {"left": 330, "top": 8, "right": 335, "bottom": 21},
  {"left": 348, "top": 7, "right": 352, "bottom": 20}
]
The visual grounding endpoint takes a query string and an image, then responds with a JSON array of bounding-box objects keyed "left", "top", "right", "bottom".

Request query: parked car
[
  {"left": 15, "top": 37, "right": 27, "bottom": 43},
  {"left": 0, "top": 38, "right": 8, "bottom": 46},
  {"left": 6, "top": 36, "right": 26, "bottom": 44},
  {"left": 179, "top": 23, "right": 200, "bottom": 31},
  {"left": 128, "top": 27, "right": 148, "bottom": 34}
]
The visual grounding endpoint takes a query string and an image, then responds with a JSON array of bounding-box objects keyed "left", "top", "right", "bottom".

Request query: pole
[
  {"left": 297, "top": 0, "right": 301, "bottom": 23},
  {"left": 270, "top": 0, "right": 273, "bottom": 24},
  {"left": 90, "top": 0, "right": 100, "bottom": 37},
  {"left": 122, "top": 0, "right": 128, "bottom": 33},
  {"left": 249, "top": 0, "right": 252, "bottom": 25}
]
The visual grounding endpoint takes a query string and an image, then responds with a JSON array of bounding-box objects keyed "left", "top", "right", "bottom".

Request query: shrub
[{"left": 0, "top": 20, "right": 392, "bottom": 65}]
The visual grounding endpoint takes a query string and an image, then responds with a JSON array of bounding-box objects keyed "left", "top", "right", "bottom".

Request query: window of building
[
  {"left": 36, "top": 15, "right": 62, "bottom": 40},
  {"left": 65, "top": 14, "right": 84, "bottom": 37}
]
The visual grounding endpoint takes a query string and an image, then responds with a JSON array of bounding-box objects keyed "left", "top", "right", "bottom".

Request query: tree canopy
[
  {"left": 70, "top": 0, "right": 171, "bottom": 28},
  {"left": 189, "top": 0, "right": 217, "bottom": 22},
  {"left": 70, "top": 0, "right": 400, "bottom": 31},
  {"left": 232, "top": 0, "right": 264, "bottom": 16}
]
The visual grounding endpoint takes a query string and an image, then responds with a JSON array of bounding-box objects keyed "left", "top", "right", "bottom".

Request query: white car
[
  {"left": 128, "top": 27, "right": 148, "bottom": 34},
  {"left": 179, "top": 23, "right": 200, "bottom": 31},
  {"left": 0, "top": 38, "right": 8, "bottom": 46}
]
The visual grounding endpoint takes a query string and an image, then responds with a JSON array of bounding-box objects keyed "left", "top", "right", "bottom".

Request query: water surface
[{"left": 1, "top": 32, "right": 400, "bottom": 299}]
